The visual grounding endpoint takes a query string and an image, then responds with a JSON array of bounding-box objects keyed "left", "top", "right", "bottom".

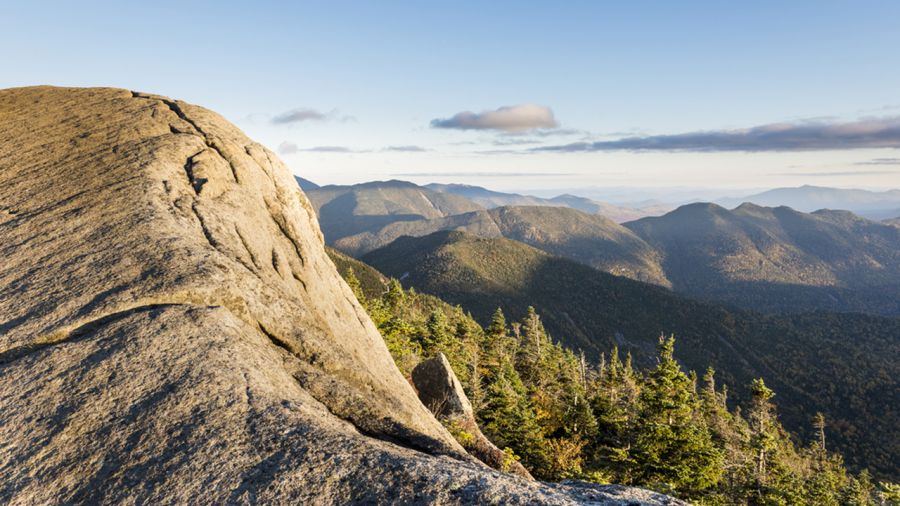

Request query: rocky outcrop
[
  {"left": 412, "top": 353, "right": 534, "bottom": 479},
  {"left": 0, "top": 86, "right": 683, "bottom": 505}
]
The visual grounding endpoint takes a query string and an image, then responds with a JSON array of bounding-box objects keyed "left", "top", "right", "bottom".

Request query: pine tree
[
  {"left": 483, "top": 308, "right": 513, "bottom": 370},
  {"left": 841, "top": 469, "right": 874, "bottom": 506},
  {"left": 423, "top": 308, "right": 450, "bottom": 354},
  {"left": 384, "top": 278, "right": 404, "bottom": 310},
  {"left": 629, "top": 336, "right": 722, "bottom": 496},
  {"left": 516, "top": 306, "right": 548, "bottom": 388},
  {"left": 343, "top": 266, "right": 365, "bottom": 299},
  {"left": 589, "top": 345, "right": 639, "bottom": 480},
  {"left": 479, "top": 357, "right": 549, "bottom": 476},
  {"left": 748, "top": 378, "right": 777, "bottom": 491},
  {"left": 812, "top": 412, "right": 827, "bottom": 452}
]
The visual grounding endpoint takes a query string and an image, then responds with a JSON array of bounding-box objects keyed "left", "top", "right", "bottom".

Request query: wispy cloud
[
  {"left": 431, "top": 104, "right": 558, "bottom": 132},
  {"left": 382, "top": 145, "right": 429, "bottom": 152},
  {"left": 772, "top": 169, "right": 900, "bottom": 177},
  {"left": 500, "top": 127, "right": 585, "bottom": 138},
  {"left": 278, "top": 141, "right": 300, "bottom": 154},
  {"left": 492, "top": 138, "right": 543, "bottom": 146},
  {"left": 534, "top": 116, "right": 900, "bottom": 152},
  {"left": 392, "top": 171, "right": 577, "bottom": 177},
  {"left": 278, "top": 142, "right": 366, "bottom": 154},
  {"left": 271, "top": 108, "right": 354, "bottom": 125},
  {"left": 302, "top": 146, "right": 366, "bottom": 153},
  {"left": 855, "top": 157, "right": 900, "bottom": 165}
]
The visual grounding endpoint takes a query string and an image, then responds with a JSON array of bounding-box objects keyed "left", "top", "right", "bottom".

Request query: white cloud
[{"left": 431, "top": 104, "right": 558, "bottom": 132}]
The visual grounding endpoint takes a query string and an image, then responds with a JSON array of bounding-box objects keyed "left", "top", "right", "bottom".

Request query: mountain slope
[
  {"left": 333, "top": 209, "right": 503, "bottom": 257},
  {"left": 332, "top": 204, "right": 668, "bottom": 286},
  {"left": 0, "top": 86, "right": 675, "bottom": 505},
  {"left": 625, "top": 202, "right": 900, "bottom": 314},
  {"left": 487, "top": 206, "right": 668, "bottom": 286},
  {"left": 294, "top": 175, "right": 320, "bottom": 190},
  {"left": 362, "top": 230, "right": 900, "bottom": 478}
]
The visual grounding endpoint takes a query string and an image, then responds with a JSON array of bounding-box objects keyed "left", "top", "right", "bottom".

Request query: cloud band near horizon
[{"left": 534, "top": 116, "right": 900, "bottom": 152}]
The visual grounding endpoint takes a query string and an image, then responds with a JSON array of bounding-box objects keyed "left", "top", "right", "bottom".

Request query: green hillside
[
  {"left": 487, "top": 205, "right": 668, "bottom": 286},
  {"left": 362, "top": 230, "right": 900, "bottom": 479}
]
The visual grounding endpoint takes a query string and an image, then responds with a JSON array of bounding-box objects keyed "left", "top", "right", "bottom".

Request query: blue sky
[{"left": 4, "top": 1, "right": 900, "bottom": 192}]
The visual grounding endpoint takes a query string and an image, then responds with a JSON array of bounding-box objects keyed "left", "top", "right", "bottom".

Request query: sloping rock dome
[{"left": 0, "top": 86, "right": 682, "bottom": 505}]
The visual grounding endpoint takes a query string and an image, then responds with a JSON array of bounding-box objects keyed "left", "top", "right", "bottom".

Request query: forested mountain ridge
[
  {"left": 330, "top": 248, "right": 900, "bottom": 504},
  {"left": 361, "top": 230, "right": 900, "bottom": 480},
  {"left": 625, "top": 202, "right": 900, "bottom": 314},
  {"left": 310, "top": 181, "right": 900, "bottom": 316},
  {"left": 486, "top": 206, "right": 668, "bottom": 286}
]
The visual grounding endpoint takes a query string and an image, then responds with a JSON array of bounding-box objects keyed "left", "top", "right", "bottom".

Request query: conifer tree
[
  {"left": 344, "top": 267, "right": 365, "bottom": 303},
  {"left": 748, "top": 378, "right": 777, "bottom": 490},
  {"left": 423, "top": 308, "right": 450, "bottom": 353},
  {"left": 813, "top": 412, "right": 827, "bottom": 452},
  {"left": 630, "top": 336, "right": 722, "bottom": 496},
  {"left": 479, "top": 357, "right": 548, "bottom": 476},
  {"left": 589, "top": 345, "right": 639, "bottom": 479},
  {"left": 516, "top": 306, "right": 548, "bottom": 387}
]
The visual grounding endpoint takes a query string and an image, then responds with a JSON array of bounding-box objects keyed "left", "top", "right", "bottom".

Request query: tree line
[{"left": 344, "top": 268, "right": 899, "bottom": 505}]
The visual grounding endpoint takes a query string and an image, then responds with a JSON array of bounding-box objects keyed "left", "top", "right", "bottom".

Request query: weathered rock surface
[
  {"left": 412, "top": 353, "right": 534, "bottom": 479},
  {"left": 0, "top": 86, "right": 684, "bottom": 505}
]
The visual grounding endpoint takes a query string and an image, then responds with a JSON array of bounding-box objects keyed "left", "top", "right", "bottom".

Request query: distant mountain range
[
  {"left": 716, "top": 185, "right": 900, "bottom": 220},
  {"left": 360, "top": 230, "right": 900, "bottom": 477},
  {"left": 425, "top": 183, "right": 673, "bottom": 222},
  {"left": 305, "top": 179, "right": 900, "bottom": 316}
]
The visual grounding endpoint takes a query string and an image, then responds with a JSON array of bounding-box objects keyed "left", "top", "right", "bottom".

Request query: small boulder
[{"left": 412, "top": 353, "right": 534, "bottom": 479}]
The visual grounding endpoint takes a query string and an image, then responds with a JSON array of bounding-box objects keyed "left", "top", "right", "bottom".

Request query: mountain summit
[{"left": 0, "top": 87, "right": 680, "bottom": 504}]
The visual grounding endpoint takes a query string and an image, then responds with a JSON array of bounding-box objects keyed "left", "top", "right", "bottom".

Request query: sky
[{"left": 3, "top": 1, "right": 900, "bottom": 194}]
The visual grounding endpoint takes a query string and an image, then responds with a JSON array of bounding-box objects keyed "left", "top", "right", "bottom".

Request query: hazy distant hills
[
  {"left": 305, "top": 180, "right": 483, "bottom": 242},
  {"left": 626, "top": 202, "right": 900, "bottom": 314},
  {"left": 307, "top": 180, "right": 900, "bottom": 315},
  {"left": 425, "top": 182, "right": 672, "bottom": 223},
  {"left": 361, "top": 230, "right": 900, "bottom": 477},
  {"left": 424, "top": 183, "right": 550, "bottom": 208},
  {"left": 717, "top": 185, "right": 900, "bottom": 220}
]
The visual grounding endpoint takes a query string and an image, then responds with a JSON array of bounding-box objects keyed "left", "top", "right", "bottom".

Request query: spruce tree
[
  {"left": 479, "top": 353, "right": 549, "bottom": 476},
  {"left": 423, "top": 308, "right": 450, "bottom": 354},
  {"left": 630, "top": 336, "right": 722, "bottom": 496}
]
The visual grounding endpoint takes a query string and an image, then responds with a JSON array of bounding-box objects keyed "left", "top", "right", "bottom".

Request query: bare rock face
[
  {"left": 413, "top": 353, "right": 534, "bottom": 479},
  {"left": 0, "top": 86, "right": 684, "bottom": 505},
  {"left": 412, "top": 353, "right": 474, "bottom": 420}
]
